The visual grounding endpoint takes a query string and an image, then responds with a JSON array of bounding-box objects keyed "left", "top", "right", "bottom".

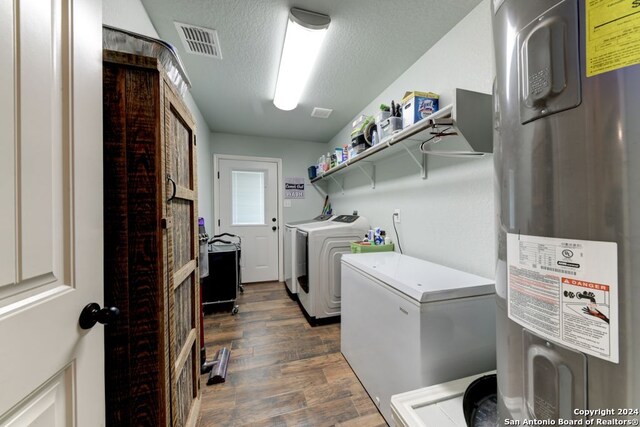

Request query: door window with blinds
[
  {"left": 216, "top": 156, "right": 280, "bottom": 283},
  {"left": 232, "top": 170, "right": 266, "bottom": 225}
]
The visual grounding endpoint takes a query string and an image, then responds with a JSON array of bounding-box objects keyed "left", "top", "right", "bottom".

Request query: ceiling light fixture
[{"left": 273, "top": 8, "right": 331, "bottom": 111}]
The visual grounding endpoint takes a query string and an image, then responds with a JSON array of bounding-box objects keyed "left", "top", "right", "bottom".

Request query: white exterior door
[
  {"left": 215, "top": 156, "right": 281, "bottom": 283},
  {"left": 0, "top": 1, "right": 104, "bottom": 425}
]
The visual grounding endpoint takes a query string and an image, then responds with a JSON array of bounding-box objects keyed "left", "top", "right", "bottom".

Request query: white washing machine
[
  {"left": 284, "top": 214, "right": 333, "bottom": 296},
  {"left": 390, "top": 371, "right": 496, "bottom": 427},
  {"left": 295, "top": 215, "right": 369, "bottom": 322}
]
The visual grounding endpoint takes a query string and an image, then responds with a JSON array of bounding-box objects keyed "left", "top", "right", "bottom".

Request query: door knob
[
  {"left": 272, "top": 218, "right": 276, "bottom": 222},
  {"left": 272, "top": 226, "right": 277, "bottom": 231},
  {"left": 79, "top": 303, "right": 120, "bottom": 330}
]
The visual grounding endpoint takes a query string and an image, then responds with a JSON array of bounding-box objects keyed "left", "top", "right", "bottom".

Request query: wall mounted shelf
[{"left": 311, "top": 105, "right": 455, "bottom": 188}]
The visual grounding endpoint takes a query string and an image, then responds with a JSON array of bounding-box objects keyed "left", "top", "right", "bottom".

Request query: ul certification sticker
[
  {"left": 586, "top": 0, "right": 640, "bottom": 77},
  {"left": 507, "top": 233, "right": 618, "bottom": 363}
]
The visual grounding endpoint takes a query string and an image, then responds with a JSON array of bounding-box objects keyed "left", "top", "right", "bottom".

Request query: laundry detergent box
[{"left": 401, "top": 91, "right": 439, "bottom": 128}]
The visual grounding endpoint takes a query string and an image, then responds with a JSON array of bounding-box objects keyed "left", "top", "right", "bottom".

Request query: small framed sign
[{"left": 285, "top": 177, "right": 305, "bottom": 199}]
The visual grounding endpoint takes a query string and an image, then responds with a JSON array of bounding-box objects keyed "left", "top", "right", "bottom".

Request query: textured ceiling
[{"left": 141, "top": 0, "right": 482, "bottom": 143}]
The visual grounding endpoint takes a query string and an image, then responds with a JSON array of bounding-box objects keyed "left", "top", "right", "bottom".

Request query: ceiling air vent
[
  {"left": 311, "top": 107, "right": 333, "bottom": 119},
  {"left": 174, "top": 22, "right": 222, "bottom": 59}
]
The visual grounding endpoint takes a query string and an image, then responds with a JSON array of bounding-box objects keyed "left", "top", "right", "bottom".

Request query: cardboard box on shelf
[{"left": 402, "top": 91, "right": 439, "bottom": 128}]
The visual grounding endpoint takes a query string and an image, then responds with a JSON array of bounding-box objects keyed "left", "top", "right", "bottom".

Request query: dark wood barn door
[{"left": 163, "top": 83, "right": 200, "bottom": 427}]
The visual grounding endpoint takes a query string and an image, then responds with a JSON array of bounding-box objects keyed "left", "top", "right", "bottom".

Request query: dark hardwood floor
[{"left": 198, "top": 282, "right": 387, "bottom": 427}]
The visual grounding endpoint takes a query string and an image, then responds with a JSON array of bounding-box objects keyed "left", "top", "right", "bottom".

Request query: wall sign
[{"left": 284, "top": 177, "right": 305, "bottom": 199}]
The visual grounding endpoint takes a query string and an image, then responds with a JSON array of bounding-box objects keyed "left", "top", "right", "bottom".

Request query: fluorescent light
[{"left": 273, "top": 8, "right": 330, "bottom": 111}]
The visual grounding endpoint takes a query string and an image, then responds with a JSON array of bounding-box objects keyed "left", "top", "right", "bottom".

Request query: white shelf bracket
[
  {"left": 356, "top": 163, "right": 375, "bottom": 189},
  {"left": 328, "top": 174, "right": 344, "bottom": 195},
  {"left": 422, "top": 152, "right": 428, "bottom": 179},
  {"left": 311, "top": 181, "right": 327, "bottom": 198},
  {"left": 399, "top": 141, "right": 427, "bottom": 179}
]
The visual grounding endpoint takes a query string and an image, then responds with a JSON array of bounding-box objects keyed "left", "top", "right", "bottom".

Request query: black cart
[{"left": 202, "top": 233, "right": 244, "bottom": 315}]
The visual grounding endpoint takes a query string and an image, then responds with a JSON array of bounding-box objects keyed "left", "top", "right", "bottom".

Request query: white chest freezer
[{"left": 340, "top": 252, "right": 496, "bottom": 424}]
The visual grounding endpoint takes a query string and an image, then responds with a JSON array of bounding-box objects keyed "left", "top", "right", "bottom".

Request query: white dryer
[
  {"left": 295, "top": 215, "right": 369, "bottom": 322},
  {"left": 284, "top": 214, "right": 333, "bottom": 296}
]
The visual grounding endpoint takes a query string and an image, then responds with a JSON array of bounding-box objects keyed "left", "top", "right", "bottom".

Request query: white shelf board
[{"left": 310, "top": 105, "right": 454, "bottom": 186}]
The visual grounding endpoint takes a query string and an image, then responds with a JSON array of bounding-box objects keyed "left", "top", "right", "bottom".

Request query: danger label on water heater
[{"left": 507, "top": 233, "right": 619, "bottom": 363}]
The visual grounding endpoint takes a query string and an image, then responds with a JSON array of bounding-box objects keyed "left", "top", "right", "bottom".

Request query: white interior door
[
  {"left": 216, "top": 156, "right": 281, "bottom": 283},
  {"left": 0, "top": 1, "right": 104, "bottom": 425}
]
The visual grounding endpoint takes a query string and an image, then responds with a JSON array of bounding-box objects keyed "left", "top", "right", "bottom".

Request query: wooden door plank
[
  {"left": 173, "top": 330, "right": 197, "bottom": 377},
  {"left": 173, "top": 260, "right": 196, "bottom": 290},
  {"left": 174, "top": 185, "right": 196, "bottom": 202}
]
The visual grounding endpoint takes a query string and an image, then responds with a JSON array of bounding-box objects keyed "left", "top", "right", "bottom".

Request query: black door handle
[
  {"left": 272, "top": 218, "right": 276, "bottom": 222},
  {"left": 167, "top": 174, "right": 177, "bottom": 202},
  {"left": 79, "top": 303, "right": 120, "bottom": 329},
  {"left": 272, "top": 226, "right": 277, "bottom": 231}
]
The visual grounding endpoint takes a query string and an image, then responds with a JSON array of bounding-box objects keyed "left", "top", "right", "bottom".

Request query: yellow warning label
[{"left": 586, "top": 0, "right": 640, "bottom": 77}]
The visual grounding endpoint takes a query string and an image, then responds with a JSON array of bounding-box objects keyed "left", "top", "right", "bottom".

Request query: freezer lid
[
  {"left": 342, "top": 252, "right": 494, "bottom": 303},
  {"left": 285, "top": 214, "right": 333, "bottom": 227},
  {"left": 285, "top": 221, "right": 311, "bottom": 227},
  {"left": 297, "top": 215, "right": 369, "bottom": 233}
]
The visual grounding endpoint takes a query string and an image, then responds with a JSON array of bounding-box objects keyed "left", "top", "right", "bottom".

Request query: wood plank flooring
[{"left": 198, "top": 282, "right": 387, "bottom": 427}]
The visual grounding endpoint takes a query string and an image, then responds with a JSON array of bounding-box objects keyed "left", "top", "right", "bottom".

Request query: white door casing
[
  {"left": 214, "top": 155, "right": 283, "bottom": 283},
  {"left": 0, "top": 1, "right": 104, "bottom": 425}
]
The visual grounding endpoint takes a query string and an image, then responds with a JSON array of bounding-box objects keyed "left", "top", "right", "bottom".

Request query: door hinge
[
  {"left": 196, "top": 257, "right": 199, "bottom": 267},
  {"left": 217, "top": 171, "right": 220, "bottom": 179},
  {"left": 194, "top": 135, "right": 197, "bottom": 146},
  {"left": 218, "top": 219, "right": 221, "bottom": 227},
  {"left": 161, "top": 217, "right": 173, "bottom": 229}
]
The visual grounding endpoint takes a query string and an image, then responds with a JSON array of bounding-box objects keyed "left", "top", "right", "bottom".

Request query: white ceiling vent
[
  {"left": 311, "top": 107, "right": 333, "bottom": 119},
  {"left": 174, "top": 22, "right": 222, "bottom": 59}
]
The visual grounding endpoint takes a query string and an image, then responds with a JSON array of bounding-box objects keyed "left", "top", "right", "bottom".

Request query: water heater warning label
[
  {"left": 586, "top": 0, "right": 640, "bottom": 77},
  {"left": 507, "top": 233, "right": 619, "bottom": 363}
]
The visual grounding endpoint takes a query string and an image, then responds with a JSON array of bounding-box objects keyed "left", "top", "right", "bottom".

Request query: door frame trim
[{"left": 213, "top": 154, "right": 284, "bottom": 282}]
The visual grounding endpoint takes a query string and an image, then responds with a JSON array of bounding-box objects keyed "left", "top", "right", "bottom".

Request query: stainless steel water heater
[{"left": 493, "top": 0, "right": 640, "bottom": 422}]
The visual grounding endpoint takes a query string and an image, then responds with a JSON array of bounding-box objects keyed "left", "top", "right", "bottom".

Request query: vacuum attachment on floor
[{"left": 201, "top": 347, "right": 230, "bottom": 385}]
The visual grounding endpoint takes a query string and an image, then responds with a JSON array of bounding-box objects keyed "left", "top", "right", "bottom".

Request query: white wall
[
  {"left": 102, "top": 0, "right": 214, "bottom": 227},
  {"left": 210, "top": 133, "right": 328, "bottom": 224},
  {"left": 103, "top": 0, "right": 496, "bottom": 278},
  {"left": 326, "top": 0, "right": 496, "bottom": 278},
  {"left": 103, "top": 0, "right": 157, "bottom": 37}
]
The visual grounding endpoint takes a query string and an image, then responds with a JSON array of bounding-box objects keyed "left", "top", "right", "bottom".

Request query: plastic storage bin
[
  {"left": 378, "top": 116, "right": 403, "bottom": 142},
  {"left": 351, "top": 133, "right": 370, "bottom": 155},
  {"left": 350, "top": 242, "right": 395, "bottom": 253},
  {"left": 375, "top": 110, "right": 391, "bottom": 124}
]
